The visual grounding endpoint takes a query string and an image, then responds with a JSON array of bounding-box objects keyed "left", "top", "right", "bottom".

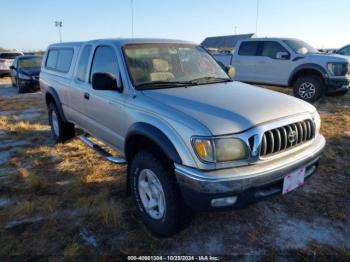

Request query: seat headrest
[{"left": 152, "top": 59, "right": 170, "bottom": 72}]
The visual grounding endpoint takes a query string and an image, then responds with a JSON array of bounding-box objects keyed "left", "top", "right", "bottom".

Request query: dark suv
[{"left": 10, "top": 55, "right": 43, "bottom": 93}]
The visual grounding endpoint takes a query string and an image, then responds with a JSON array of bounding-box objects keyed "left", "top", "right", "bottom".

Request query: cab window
[
  {"left": 45, "top": 48, "right": 74, "bottom": 73},
  {"left": 238, "top": 42, "right": 259, "bottom": 56},
  {"left": 76, "top": 45, "right": 92, "bottom": 82}
]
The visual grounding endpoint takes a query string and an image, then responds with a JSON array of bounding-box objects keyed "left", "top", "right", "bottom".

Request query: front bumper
[
  {"left": 325, "top": 77, "right": 350, "bottom": 94},
  {"left": 18, "top": 79, "right": 40, "bottom": 91},
  {"left": 175, "top": 134, "right": 326, "bottom": 210}
]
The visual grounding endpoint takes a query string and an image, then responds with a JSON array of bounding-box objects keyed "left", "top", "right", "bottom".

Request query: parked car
[
  {"left": 317, "top": 48, "right": 336, "bottom": 54},
  {"left": 40, "top": 39, "right": 325, "bottom": 236},
  {"left": 10, "top": 55, "right": 43, "bottom": 93},
  {"left": 0, "top": 52, "right": 24, "bottom": 77},
  {"left": 334, "top": 44, "right": 350, "bottom": 56},
  {"left": 210, "top": 37, "right": 350, "bottom": 102}
]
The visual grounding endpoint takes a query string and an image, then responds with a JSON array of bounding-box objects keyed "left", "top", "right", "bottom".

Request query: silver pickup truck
[
  {"left": 40, "top": 38, "right": 325, "bottom": 236},
  {"left": 211, "top": 38, "right": 350, "bottom": 103}
]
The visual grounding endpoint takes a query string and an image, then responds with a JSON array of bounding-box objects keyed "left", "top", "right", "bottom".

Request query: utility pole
[
  {"left": 255, "top": 0, "right": 260, "bottom": 36},
  {"left": 55, "top": 21, "right": 63, "bottom": 43},
  {"left": 234, "top": 26, "right": 238, "bottom": 35},
  {"left": 131, "top": 0, "right": 134, "bottom": 38}
]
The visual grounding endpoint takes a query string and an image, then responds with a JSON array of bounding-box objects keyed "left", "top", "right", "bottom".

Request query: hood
[
  {"left": 143, "top": 82, "right": 316, "bottom": 135},
  {"left": 306, "top": 53, "right": 350, "bottom": 63},
  {"left": 20, "top": 68, "right": 40, "bottom": 76}
]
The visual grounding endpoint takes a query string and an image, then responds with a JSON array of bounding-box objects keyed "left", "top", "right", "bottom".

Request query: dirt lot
[{"left": 0, "top": 77, "right": 349, "bottom": 260}]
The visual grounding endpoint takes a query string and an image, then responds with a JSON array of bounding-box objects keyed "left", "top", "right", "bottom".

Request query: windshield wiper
[
  {"left": 135, "top": 77, "right": 232, "bottom": 90},
  {"left": 188, "top": 77, "right": 233, "bottom": 85},
  {"left": 135, "top": 81, "right": 197, "bottom": 90}
]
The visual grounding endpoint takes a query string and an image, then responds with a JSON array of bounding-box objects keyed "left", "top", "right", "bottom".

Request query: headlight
[
  {"left": 192, "top": 137, "right": 248, "bottom": 163},
  {"left": 312, "top": 111, "right": 321, "bottom": 133},
  {"left": 327, "top": 63, "right": 347, "bottom": 76},
  {"left": 18, "top": 73, "right": 31, "bottom": 80}
]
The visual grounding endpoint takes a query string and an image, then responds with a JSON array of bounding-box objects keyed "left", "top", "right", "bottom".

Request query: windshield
[
  {"left": 18, "top": 57, "right": 43, "bottom": 69},
  {"left": 123, "top": 44, "right": 230, "bottom": 89},
  {"left": 283, "top": 40, "right": 318, "bottom": 54}
]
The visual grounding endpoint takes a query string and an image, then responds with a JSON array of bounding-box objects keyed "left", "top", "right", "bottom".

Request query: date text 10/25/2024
[{"left": 127, "top": 256, "right": 220, "bottom": 261}]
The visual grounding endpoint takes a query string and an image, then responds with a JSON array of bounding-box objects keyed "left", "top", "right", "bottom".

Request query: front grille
[{"left": 259, "top": 119, "right": 315, "bottom": 157}]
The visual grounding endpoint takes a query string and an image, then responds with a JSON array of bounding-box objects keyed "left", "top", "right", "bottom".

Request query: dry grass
[{"left": 0, "top": 78, "right": 349, "bottom": 259}]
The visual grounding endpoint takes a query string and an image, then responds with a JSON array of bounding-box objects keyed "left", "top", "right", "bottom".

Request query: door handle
[{"left": 84, "top": 92, "right": 90, "bottom": 100}]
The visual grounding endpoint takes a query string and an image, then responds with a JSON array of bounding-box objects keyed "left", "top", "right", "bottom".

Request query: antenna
[
  {"left": 255, "top": 0, "right": 260, "bottom": 36},
  {"left": 131, "top": 0, "right": 134, "bottom": 38}
]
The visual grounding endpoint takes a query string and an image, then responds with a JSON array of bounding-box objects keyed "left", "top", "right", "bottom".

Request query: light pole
[
  {"left": 55, "top": 21, "right": 63, "bottom": 43},
  {"left": 130, "top": 0, "right": 134, "bottom": 38},
  {"left": 255, "top": 0, "right": 260, "bottom": 36},
  {"left": 234, "top": 26, "right": 238, "bottom": 35}
]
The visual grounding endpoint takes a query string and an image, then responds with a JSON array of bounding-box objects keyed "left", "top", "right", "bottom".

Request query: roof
[
  {"left": 241, "top": 37, "right": 299, "bottom": 41},
  {"left": 0, "top": 51, "right": 23, "bottom": 54},
  {"left": 48, "top": 38, "right": 196, "bottom": 48},
  {"left": 201, "top": 34, "right": 255, "bottom": 49},
  {"left": 49, "top": 41, "right": 84, "bottom": 48}
]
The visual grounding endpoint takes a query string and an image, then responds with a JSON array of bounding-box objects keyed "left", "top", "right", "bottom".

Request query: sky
[{"left": 0, "top": 0, "right": 349, "bottom": 51}]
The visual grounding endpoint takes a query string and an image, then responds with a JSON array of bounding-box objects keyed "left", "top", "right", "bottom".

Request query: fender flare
[
  {"left": 45, "top": 87, "right": 68, "bottom": 123},
  {"left": 125, "top": 122, "right": 182, "bottom": 164},
  {"left": 288, "top": 63, "right": 328, "bottom": 86}
]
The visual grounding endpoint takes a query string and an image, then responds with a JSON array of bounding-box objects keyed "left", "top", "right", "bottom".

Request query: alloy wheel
[{"left": 299, "top": 82, "right": 316, "bottom": 99}]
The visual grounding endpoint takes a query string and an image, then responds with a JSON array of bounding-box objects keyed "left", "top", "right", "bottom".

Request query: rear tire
[
  {"left": 48, "top": 102, "right": 75, "bottom": 143},
  {"left": 129, "top": 151, "right": 192, "bottom": 237},
  {"left": 293, "top": 75, "right": 325, "bottom": 103}
]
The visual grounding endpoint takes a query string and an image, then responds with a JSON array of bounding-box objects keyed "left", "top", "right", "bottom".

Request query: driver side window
[
  {"left": 90, "top": 46, "right": 119, "bottom": 82},
  {"left": 261, "top": 41, "right": 289, "bottom": 59}
]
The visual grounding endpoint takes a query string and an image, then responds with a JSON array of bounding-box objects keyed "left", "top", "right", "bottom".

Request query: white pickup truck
[{"left": 212, "top": 38, "right": 350, "bottom": 102}]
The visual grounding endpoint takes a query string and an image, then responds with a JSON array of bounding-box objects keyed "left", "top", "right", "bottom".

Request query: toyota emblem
[{"left": 288, "top": 130, "right": 297, "bottom": 143}]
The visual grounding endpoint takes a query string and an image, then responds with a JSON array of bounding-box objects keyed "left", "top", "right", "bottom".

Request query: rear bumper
[
  {"left": 175, "top": 135, "right": 326, "bottom": 210},
  {"left": 325, "top": 77, "right": 350, "bottom": 94},
  {"left": 0, "top": 69, "right": 10, "bottom": 76}
]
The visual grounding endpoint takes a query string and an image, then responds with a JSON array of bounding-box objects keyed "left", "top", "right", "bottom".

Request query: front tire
[
  {"left": 293, "top": 75, "right": 325, "bottom": 103},
  {"left": 17, "top": 81, "right": 25, "bottom": 94},
  {"left": 48, "top": 102, "right": 75, "bottom": 143},
  {"left": 129, "top": 151, "right": 191, "bottom": 237}
]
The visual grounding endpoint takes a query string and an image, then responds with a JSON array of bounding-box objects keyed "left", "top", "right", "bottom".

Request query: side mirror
[
  {"left": 9, "top": 65, "right": 15, "bottom": 70},
  {"left": 297, "top": 47, "right": 308, "bottom": 55},
  {"left": 92, "top": 72, "right": 122, "bottom": 91},
  {"left": 276, "top": 52, "right": 290, "bottom": 60},
  {"left": 226, "top": 65, "right": 236, "bottom": 79}
]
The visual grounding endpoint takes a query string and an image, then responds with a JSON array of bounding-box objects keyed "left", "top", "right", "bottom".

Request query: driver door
[
  {"left": 254, "top": 41, "right": 292, "bottom": 85},
  {"left": 84, "top": 45, "right": 126, "bottom": 151}
]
